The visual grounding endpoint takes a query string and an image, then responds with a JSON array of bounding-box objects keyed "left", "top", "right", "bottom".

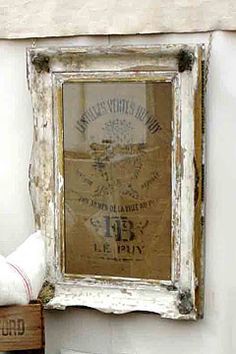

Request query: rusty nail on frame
[
  {"left": 177, "top": 289, "right": 194, "bottom": 314},
  {"left": 177, "top": 49, "right": 194, "bottom": 72},
  {"left": 31, "top": 54, "right": 50, "bottom": 73}
]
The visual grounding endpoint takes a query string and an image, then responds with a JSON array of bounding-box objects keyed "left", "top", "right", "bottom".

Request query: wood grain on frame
[{"left": 27, "top": 45, "right": 204, "bottom": 319}]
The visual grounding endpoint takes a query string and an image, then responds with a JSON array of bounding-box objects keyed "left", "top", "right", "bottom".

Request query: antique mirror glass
[{"left": 63, "top": 81, "right": 172, "bottom": 280}]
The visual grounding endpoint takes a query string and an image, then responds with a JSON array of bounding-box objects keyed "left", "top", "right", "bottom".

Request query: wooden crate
[{"left": 0, "top": 301, "right": 44, "bottom": 352}]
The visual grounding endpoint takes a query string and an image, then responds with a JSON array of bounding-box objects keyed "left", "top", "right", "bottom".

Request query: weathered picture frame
[{"left": 27, "top": 45, "right": 204, "bottom": 320}]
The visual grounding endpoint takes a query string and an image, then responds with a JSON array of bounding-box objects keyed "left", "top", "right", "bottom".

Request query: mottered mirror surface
[{"left": 63, "top": 81, "right": 172, "bottom": 280}]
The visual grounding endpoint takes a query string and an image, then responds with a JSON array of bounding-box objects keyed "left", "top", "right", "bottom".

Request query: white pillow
[{"left": 0, "top": 231, "right": 46, "bottom": 306}]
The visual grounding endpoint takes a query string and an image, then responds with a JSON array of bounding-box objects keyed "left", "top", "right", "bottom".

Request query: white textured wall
[{"left": 0, "top": 31, "right": 236, "bottom": 354}]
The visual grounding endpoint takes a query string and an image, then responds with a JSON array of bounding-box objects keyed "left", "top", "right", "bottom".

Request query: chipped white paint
[{"left": 26, "top": 45, "right": 204, "bottom": 320}]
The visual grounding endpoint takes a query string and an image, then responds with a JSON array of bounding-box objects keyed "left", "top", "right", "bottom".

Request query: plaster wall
[{"left": 0, "top": 31, "right": 235, "bottom": 354}]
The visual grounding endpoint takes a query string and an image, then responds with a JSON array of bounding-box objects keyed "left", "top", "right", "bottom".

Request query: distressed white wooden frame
[{"left": 27, "top": 45, "right": 204, "bottom": 320}]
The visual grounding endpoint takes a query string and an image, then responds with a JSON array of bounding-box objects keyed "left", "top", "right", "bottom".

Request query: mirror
[{"left": 27, "top": 45, "right": 204, "bottom": 318}]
